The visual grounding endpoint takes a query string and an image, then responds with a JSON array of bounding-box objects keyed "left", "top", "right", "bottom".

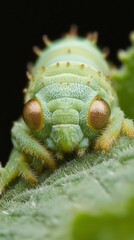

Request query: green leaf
[
  {"left": 0, "top": 136, "right": 134, "bottom": 240},
  {"left": 112, "top": 32, "right": 134, "bottom": 119},
  {"left": 72, "top": 204, "right": 134, "bottom": 240}
]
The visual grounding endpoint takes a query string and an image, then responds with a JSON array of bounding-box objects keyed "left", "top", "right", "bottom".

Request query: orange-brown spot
[
  {"left": 66, "top": 62, "right": 70, "bottom": 67},
  {"left": 69, "top": 24, "right": 78, "bottom": 36},
  {"left": 88, "top": 99, "right": 110, "bottom": 130},
  {"left": 42, "top": 35, "right": 51, "bottom": 46},
  {"left": 33, "top": 46, "right": 42, "bottom": 56},
  {"left": 23, "top": 99, "right": 44, "bottom": 131},
  {"left": 87, "top": 31, "right": 98, "bottom": 43},
  {"left": 56, "top": 62, "right": 60, "bottom": 67},
  {"left": 67, "top": 49, "right": 71, "bottom": 53},
  {"left": 80, "top": 64, "right": 85, "bottom": 69}
]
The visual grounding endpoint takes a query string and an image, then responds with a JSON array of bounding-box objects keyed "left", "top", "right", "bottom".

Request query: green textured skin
[{"left": 24, "top": 37, "right": 116, "bottom": 154}]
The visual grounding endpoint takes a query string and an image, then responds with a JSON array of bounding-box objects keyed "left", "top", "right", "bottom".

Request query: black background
[{"left": 0, "top": 0, "right": 134, "bottom": 165}]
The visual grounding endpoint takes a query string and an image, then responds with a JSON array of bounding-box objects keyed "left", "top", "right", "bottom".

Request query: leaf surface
[{"left": 0, "top": 137, "right": 134, "bottom": 240}]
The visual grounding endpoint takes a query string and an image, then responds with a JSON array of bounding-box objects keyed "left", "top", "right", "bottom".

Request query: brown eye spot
[
  {"left": 23, "top": 99, "right": 44, "bottom": 131},
  {"left": 88, "top": 99, "right": 110, "bottom": 130}
]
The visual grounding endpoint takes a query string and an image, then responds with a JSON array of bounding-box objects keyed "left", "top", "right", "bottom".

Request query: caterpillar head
[{"left": 22, "top": 92, "right": 111, "bottom": 156}]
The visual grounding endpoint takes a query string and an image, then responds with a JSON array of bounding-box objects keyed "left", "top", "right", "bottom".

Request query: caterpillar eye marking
[
  {"left": 23, "top": 99, "right": 44, "bottom": 131},
  {"left": 88, "top": 99, "right": 111, "bottom": 130}
]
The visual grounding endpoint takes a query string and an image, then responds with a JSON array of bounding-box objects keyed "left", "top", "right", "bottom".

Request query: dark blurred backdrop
[{"left": 0, "top": 0, "right": 134, "bottom": 165}]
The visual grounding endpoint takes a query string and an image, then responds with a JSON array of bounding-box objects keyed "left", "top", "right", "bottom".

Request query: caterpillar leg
[
  {"left": 0, "top": 122, "right": 56, "bottom": 194},
  {"left": 122, "top": 119, "right": 134, "bottom": 137},
  {"left": 12, "top": 122, "right": 56, "bottom": 170},
  {"left": 0, "top": 149, "right": 37, "bottom": 194},
  {"left": 95, "top": 107, "right": 125, "bottom": 152}
]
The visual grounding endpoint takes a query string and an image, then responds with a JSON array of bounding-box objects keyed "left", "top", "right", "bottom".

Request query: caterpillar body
[{"left": 1, "top": 28, "right": 134, "bottom": 194}]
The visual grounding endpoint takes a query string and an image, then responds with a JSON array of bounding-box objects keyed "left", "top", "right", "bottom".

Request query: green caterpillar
[{"left": 1, "top": 26, "right": 134, "bottom": 194}]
